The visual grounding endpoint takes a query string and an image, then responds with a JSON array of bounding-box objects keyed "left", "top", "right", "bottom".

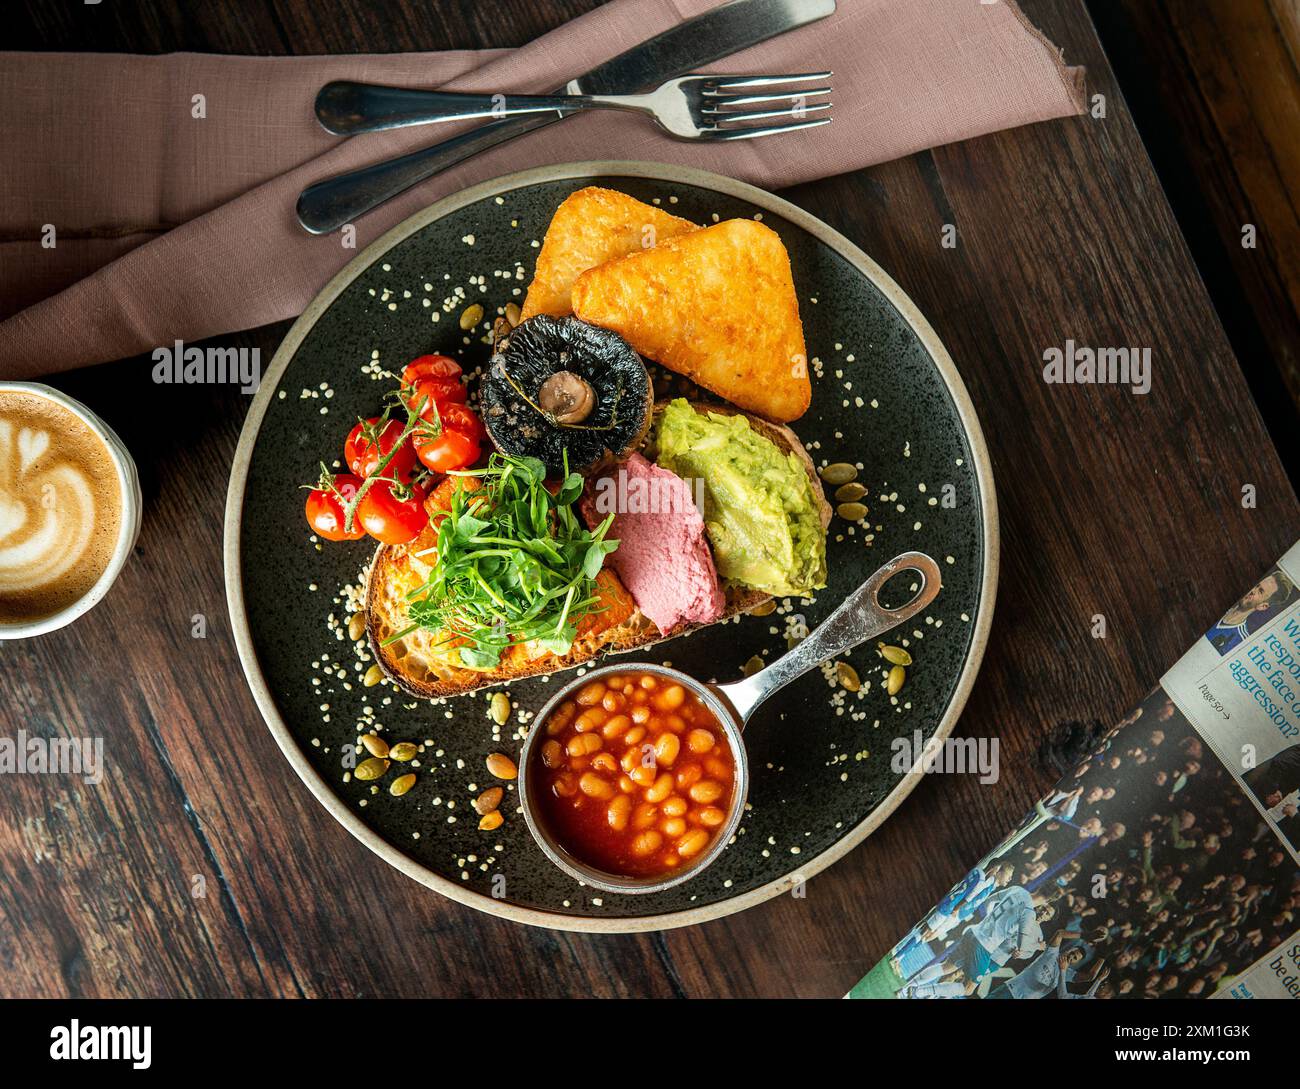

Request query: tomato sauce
[{"left": 533, "top": 671, "right": 736, "bottom": 878}]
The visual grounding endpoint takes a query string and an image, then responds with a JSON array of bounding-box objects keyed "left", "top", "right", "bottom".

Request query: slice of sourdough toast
[{"left": 365, "top": 405, "right": 830, "bottom": 700}]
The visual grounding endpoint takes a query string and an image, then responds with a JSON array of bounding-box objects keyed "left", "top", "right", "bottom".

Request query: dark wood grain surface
[
  {"left": 1090, "top": 0, "right": 1300, "bottom": 476},
  {"left": 3, "top": 0, "right": 1297, "bottom": 998}
]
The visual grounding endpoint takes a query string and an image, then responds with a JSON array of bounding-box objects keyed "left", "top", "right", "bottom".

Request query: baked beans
[{"left": 533, "top": 671, "right": 736, "bottom": 878}]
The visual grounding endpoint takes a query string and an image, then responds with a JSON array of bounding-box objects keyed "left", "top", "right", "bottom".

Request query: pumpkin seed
[
  {"left": 743, "top": 655, "right": 765, "bottom": 678},
  {"left": 490, "top": 692, "right": 511, "bottom": 726},
  {"left": 834, "top": 482, "right": 867, "bottom": 502},
  {"left": 886, "top": 665, "right": 906, "bottom": 695},
  {"left": 474, "top": 786, "right": 504, "bottom": 815},
  {"left": 360, "top": 733, "right": 389, "bottom": 759},
  {"left": 356, "top": 757, "right": 390, "bottom": 781},
  {"left": 479, "top": 810, "right": 504, "bottom": 831},
  {"left": 460, "top": 302, "right": 484, "bottom": 330},
  {"left": 879, "top": 644, "right": 913, "bottom": 666},
  {"left": 486, "top": 752, "right": 518, "bottom": 780},
  {"left": 836, "top": 662, "right": 861, "bottom": 691},
  {"left": 819, "top": 462, "right": 858, "bottom": 486},
  {"left": 389, "top": 742, "right": 418, "bottom": 762},
  {"left": 389, "top": 773, "right": 416, "bottom": 797},
  {"left": 504, "top": 302, "right": 521, "bottom": 326},
  {"left": 347, "top": 612, "right": 366, "bottom": 642},
  {"left": 837, "top": 502, "right": 869, "bottom": 522},
  {"left": 363, "top": 664, "right": 383, "bottom": 687},
  {"left": 748, "top": 599, "right": 777, "bottom": 617}
]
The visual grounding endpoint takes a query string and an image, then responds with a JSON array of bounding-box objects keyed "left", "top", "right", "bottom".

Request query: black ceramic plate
[{"left": 225, "top": 162, "right": 997, "bottom": 931}]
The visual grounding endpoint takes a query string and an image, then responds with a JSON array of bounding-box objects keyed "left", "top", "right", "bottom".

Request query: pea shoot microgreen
[{"left": 388, "top": 451, "right": 619, "bottom": 669}]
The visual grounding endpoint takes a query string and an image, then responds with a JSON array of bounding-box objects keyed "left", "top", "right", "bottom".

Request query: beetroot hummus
[{"left": 581, "top": 453, "right": 724, "bottom": 634}]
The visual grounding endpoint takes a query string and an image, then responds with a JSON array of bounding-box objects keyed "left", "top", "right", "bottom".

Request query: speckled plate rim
[{"left": 224, "top": 160, "right": 999, "bottom": 934}]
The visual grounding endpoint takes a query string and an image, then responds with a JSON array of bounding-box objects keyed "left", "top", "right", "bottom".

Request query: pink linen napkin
[{"left": 0, "top": 0, "right": 1084, "bottom": 378}]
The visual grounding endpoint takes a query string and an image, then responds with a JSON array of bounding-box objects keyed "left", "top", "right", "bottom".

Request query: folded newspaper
[{"left": 850, "top": 541, "right": 1300, "bottom": 999}]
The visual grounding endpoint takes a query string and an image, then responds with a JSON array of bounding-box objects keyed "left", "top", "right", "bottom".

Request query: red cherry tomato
[
  {"left": 358, "top": 480, "right": 430, "bottom": 545},
  {"left": 401, "top": 355, "right": 467, "bottom": 417},
  {"left": 433, "top": 402, "right": 485, "bottom": 440},
  {"left": 405, "top": 376, "right": 468, "bottom": 415},
  {"left": 305, "top": 473, "right": 366, "bottom": 541},
  {"left": 343, "top": 417, "right": 419, "bottom": 482},
  {"left": 413, "top": 403, "right": 484, "bottom": 474},
  {"left": 415, "top": 428, "right": 481, "bottom": 475},
  {"left": 401, "top": 355, "right": 461, "bottom": 386}
]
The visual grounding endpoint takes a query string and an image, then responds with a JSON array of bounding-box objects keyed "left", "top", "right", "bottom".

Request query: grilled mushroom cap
[{"left": 480, "top": 315, "right": 653, "bottom": 477}]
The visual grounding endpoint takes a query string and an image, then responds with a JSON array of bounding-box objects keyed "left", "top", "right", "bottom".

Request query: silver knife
[{"left": 296, "top": 0, "right": 836, "bottom": 234}]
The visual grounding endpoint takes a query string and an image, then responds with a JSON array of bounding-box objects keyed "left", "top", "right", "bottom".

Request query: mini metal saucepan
[{"left": 518, "top": 550, "right": 943, "bottom": 895}]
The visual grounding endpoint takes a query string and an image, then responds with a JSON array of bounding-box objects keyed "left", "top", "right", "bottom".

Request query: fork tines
[{"left": 700, "top": 71, "right": 832, "bottom": 139}]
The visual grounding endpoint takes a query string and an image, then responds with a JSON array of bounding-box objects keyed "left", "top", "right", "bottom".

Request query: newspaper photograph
[{"left": 850, "top": 542, "right": 1300, "bottom": 1000}]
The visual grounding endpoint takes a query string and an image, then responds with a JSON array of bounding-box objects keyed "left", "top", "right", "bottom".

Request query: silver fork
[{"left": 316, "top": 72, "right": 832, "bottom": 142}]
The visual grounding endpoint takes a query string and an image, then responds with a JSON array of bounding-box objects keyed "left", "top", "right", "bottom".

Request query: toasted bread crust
[{"left": 365, "top": 406, "right": 829, "bottom": 700}]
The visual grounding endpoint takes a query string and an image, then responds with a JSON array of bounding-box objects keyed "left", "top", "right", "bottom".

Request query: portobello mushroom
[{"left": 480, "top": 315, "right": 652, "bottom": 477}]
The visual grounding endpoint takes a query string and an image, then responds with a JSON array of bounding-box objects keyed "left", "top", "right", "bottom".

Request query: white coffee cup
[{"left": 0, "top": 381, "right": 143, "bottom": 639}]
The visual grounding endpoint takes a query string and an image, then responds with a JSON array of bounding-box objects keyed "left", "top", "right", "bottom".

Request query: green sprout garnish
[{"left": 386, "top": 451, "right": 619, "bottom": 670}]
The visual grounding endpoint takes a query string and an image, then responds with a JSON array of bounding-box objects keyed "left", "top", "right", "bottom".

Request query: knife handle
[
  {"left": 316, "top": 81, "right": 585, "bottom": 136},
  {"left": 295, "top": 113, "right": 558, "bottom": 235}
]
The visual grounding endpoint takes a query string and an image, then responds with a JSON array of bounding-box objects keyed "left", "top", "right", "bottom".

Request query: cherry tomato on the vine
[
  {"left": 343, "top": 416, "right": 419, "bottom": 482},
  {"left": 401, "top": 355, "right": 461, "bottom": 385},
  {"left": 413, "top": 402, "right": 483, "bottom": 474},
  {"left": 415, "top": 429, "right": 480, "bottom": 475},
  {"left": 401, "top": 355, "right": 467, "bottom": 418},
  {"left": 304, "top": 473, "right": 366, "bottom": 541},
  {"left": 358, "top": 480, "right": 430, "bottom": 545},
  {"left": 432, "top": 401, "right": 485, "bottom": 440},
  {"left": 406, "top": 376, "right": 468, "bottom": 414}
]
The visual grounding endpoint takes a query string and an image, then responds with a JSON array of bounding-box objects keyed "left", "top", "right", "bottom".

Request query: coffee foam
[{"left": 0, "top": 391, "right": 123, "bottom": 623}]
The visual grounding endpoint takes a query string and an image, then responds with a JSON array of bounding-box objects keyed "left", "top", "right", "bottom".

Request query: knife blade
[
  {"left": 573, "top": 0, "right": 836, "bottom": 95},
  {"left": 296, "top": 0, "right": 836, "bottom": 234}
]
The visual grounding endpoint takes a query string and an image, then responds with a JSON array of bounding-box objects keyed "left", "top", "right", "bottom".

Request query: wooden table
[{"left": 4, "top": 0, "right": 1296, "bottom": 998}]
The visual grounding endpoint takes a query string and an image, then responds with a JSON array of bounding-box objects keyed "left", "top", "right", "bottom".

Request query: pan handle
[{"left": 712, "top": 551, "right": 942, "bottom": 728}]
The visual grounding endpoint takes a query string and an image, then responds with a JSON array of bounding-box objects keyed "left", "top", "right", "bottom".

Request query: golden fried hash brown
[
  {"left": 520, "top": 186, "right": 696, "bottom": 319},
  {"left": 570, "top": 218, "right": 810, "bottom": 422}
]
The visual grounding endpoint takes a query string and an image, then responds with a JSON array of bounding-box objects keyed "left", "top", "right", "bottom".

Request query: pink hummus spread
[{"left": 581, "top": 453, "right": 725, "bottom": 634}]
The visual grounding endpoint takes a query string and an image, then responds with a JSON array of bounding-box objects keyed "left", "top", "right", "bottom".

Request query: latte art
[{"left": 0, "top": 392, "right": 122, "bottom": 624}]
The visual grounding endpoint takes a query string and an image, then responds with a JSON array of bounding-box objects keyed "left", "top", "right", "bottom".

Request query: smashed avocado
[{"left": 654, "top": 399, "right": 827, "bottom": 597}]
